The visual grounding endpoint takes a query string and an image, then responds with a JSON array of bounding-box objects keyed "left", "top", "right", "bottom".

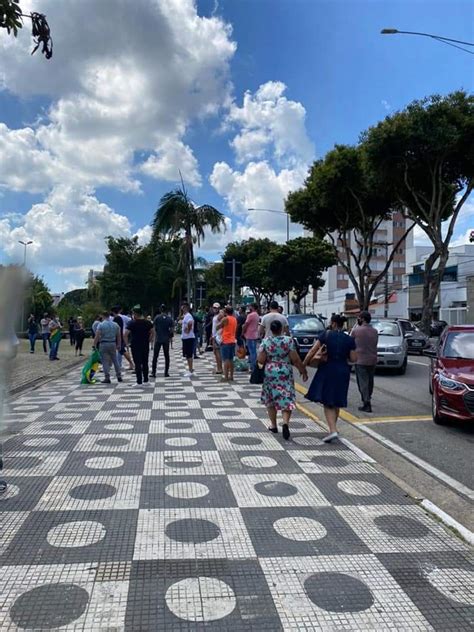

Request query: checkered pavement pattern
[{"left": 0, "top": 349, "right": 472, "bottom": 631}]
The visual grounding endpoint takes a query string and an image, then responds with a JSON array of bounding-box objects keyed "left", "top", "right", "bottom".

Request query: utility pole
[
  {"left": 384, "top": 242, "right": 389, "bottom": 318},
  {"left": 286, "top": 212, "right": 290, "bottom": 315},
  {"left": 231, "top": 258, "right": 236, "bottom": 308},
  {"left": 18, "top": 240, "right": 33, "bottom": 331}
]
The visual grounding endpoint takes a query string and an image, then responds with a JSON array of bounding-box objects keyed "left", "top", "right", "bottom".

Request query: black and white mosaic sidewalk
[{"left": 1, "top": 350, "right": 472, "bottom": 631}]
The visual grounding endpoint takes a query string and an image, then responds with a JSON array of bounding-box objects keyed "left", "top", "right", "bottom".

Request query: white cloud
[
  {"left": 0, "top": 0, "right": 236, "bottom": 192},
  {"left": 1, "top": 185, "right": 131, "bottom": 286},
  {"left": 134, "top": 224, "right": 153, "bottom": 246},
  {"left": 227, "top": 81, "right": 314, "bottom": 166}
]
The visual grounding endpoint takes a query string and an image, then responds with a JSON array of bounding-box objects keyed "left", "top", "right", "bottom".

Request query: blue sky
[{"left": 0, "top": 0, "right": 472, "bottom": 292}]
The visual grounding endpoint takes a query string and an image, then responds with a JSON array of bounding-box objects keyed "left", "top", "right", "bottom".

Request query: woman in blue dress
[{"left": 304, "top": 314, "right": 357, "bottom": 443}]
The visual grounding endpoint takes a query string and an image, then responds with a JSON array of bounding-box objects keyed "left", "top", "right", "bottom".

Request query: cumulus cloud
[
  {"left": 210, "top": 81, "right": 314, "bottom": 243},
  {"left": 0, "top": 0, "right": 236, "bottom": 191},
  {"left": 1, "top": 185, "right": 131, "bottom": 286}
]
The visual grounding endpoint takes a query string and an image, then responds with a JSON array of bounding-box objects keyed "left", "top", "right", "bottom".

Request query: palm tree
[{"left": 152, "top": 186, "right": 226, "bottom": 303}]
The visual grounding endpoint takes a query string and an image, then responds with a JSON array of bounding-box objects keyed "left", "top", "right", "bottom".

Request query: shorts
[
  {"left": 182, "top": 338, "right": 195, "bottom": 359},
  {"left": 221, "top": 343, "right": 236, "bottom": 362}
]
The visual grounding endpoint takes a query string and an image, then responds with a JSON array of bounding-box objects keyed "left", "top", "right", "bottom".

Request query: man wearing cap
[
  {"left": 351, "top": 311, "right": 378, "bottom": 413},
  {"left": 151, "top": 305, "right": 174, "bottom": 378},
  {"left": 211, "top": 302, "right": 223, "bottom": 374}
]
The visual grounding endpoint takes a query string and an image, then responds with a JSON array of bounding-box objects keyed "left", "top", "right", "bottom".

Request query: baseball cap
[{"left": 212, "top": 302, "right": 220, "bottom": 308}]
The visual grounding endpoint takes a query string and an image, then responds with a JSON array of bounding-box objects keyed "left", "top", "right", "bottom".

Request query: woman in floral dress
[{"left": 257, "top": 320, "right": 308, "bottom": 440}]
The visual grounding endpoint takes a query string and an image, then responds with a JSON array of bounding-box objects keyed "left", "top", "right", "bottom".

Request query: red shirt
[{"left": 244, "top": 311, "right": 259, "bottom": 340}]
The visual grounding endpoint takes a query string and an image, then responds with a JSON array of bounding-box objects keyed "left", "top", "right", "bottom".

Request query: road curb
[{"left": 421, "top": 499, "right": 474, "bottom": 547}]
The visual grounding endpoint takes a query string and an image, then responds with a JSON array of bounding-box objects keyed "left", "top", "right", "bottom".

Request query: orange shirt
[{"left": 222, "top": 315, "right": 237, "bottom": 344}]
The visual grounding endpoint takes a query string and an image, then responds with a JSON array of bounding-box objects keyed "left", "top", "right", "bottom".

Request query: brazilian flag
[{"left": 81, "top": 348, "right": 101, "bottom": 384}]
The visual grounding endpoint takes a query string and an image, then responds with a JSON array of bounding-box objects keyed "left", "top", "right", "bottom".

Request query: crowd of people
[{"left": 25, "top": 301, "right": 379, "bottom": 445}]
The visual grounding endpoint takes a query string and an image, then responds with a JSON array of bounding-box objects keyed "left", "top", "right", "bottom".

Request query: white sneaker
[
  {"left": 322, "top": 432, "right": 339, "bottom": 443},
  {"left": 183, "top": 371, "right": 194, "bottom": 378},
  {"left": 130, "top": 383, "right": 143, "bottom": 388}
]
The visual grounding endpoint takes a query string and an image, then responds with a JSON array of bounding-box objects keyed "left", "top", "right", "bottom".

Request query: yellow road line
[
  {"left": 295, "top": 382, "right": 359, "bottom": 422},
  {"left": 294, "top": 382, "right": 431, "bottom": 424}
]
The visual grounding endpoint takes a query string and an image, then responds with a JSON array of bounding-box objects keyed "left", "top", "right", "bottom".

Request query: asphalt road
[{"left": 296, "top": 354, "right": 474, "bottom": 493}]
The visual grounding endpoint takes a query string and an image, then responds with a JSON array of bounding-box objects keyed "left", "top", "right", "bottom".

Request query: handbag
[
  {"left": 250, "top": 362, "right": 265, "bottom": 384},
  {"left": 309, "top": 344, "right": 327, "bottom": 368}
]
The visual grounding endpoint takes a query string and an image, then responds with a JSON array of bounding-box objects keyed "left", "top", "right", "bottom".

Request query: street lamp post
[
  {"left": 381, "top": 28, "right": 474, "bottom": 55},
  {"left": 18, "top": 240, "right": 33, "bottom": 331},
  {"left": 247, "top": 208, "right": 291, "bottom": 313}
]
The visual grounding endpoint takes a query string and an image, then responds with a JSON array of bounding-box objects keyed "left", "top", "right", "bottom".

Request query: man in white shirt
[
  {"left": 259, "top": 301, "right": 289, "bottom": 338},
  {"left": 181, "top": 302, "right": 195, "bottom": 377}
]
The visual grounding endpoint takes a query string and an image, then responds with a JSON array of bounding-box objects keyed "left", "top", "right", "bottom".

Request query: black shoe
[
  {"left": 282, "top": 424, "right": 290, "bottom": 440},
  {"left": 117, "top": 377, "right": 123, "bottom": 383},
  {"left": 358, "top": 404, "right": 372, "bottom": 413},
  {"left": 268, "top": 426, "right": 278, "bottom": 433},
  {"left": 102, "top": 378, "right": 111, "bottom": 384},
  {"left": 164, "top": 373, "right": 170, "bottom": 378},
  {"left": 150, "top": 373, "right": 156, "bottom": 378}
]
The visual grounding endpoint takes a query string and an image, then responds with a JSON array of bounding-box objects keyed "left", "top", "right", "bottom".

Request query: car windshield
[
  {"left": 288, "top": 316, "right": 325, "bottom": 333},
  {"left": 443, "top": 332, "right": 474, "bottom": 360},
  {"left": 371, "top": 321, "right": 400, "bottom": 337}
]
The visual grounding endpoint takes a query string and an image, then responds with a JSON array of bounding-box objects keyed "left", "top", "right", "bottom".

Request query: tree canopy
[
  {"left": 286, "top": 144, "right": 412, "bottom": 310},
  {"left": 364, "top": 91, "right": 474, "bottom": 331},
  {"left": 0, "top": 0, "right": 53, "bottom": 57}
]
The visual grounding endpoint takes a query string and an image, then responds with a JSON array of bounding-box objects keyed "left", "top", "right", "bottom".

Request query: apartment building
[{"left": 311, "top": 212, "right": 412, "bottom": 317}]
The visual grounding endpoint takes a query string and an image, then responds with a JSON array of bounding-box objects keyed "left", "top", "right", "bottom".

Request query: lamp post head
[{"left": 381, "top": 29, "right": 399, "bottom": 34}]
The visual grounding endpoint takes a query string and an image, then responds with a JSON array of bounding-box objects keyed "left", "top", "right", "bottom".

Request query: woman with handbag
[
  {"left": 304, "top": 314, "right": 357, "bottom": 443},
  {"left": 257, "top": 320, "right": 308, "bottom": 440}
]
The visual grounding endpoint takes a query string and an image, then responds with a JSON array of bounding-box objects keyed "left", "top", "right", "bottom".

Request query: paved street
[
  {"left": 296, "top": 355, "right": 474, "bottom": 495},
  {"left": 0, "top": 349, "right": 472, "bottom": 631}
]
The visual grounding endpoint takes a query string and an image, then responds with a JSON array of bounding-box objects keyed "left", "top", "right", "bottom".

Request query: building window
[{"left": 337, "top": 273, "right": 348, "bottom": 280}]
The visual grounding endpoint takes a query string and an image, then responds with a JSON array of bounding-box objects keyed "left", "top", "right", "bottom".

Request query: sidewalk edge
[{"left": 421, "top": 499, "right": 474, "bottom": 547}]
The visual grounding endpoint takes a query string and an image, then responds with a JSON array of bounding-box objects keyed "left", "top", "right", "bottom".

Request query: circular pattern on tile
[
  {"left": 211, "top": 401, "right": 234, "bottom": 407},
  {"left": 12, "top": 405, "right": 39, "bottom": 411},
  {"left": 230, "top": 436, "right": 262, "bottom": 447},
  {"left": 43, "top": 423, "right": 72, "bottom": 431},
  {"left": 165, "top": 422, "right": 194, "bottom": 430},
  {"left": 164, "top": 456, "right": 203, "bottom": 469},
  {"left": 165, "top": 518, "right": 220, "bottom": 543},
  {"left": 165, "top": 482, "right": 210, "bottom": 499},
  {"left": 273, "top": 517, "right": 327, "bottom": 541},
  {"left": 95, "top": 437, "right": 129, "bottom": 447},
  {"left": 46, "top": 520, "right": 107, "bottom": 548},
  {"left": 254, "top": 481, "right": 298, "bottom": 497},
  {"left": 289, "top": 421, "right": 307, "bottom": 429},
  {"left": 68, "top": 483, "right": 117, "bottom": 500},
  {"left": 292, "top": 436, "right": 321, "bottom": 446},
  {"left": 0, "top": 484, "right": 20, "bottom": 500},
  {"left": 166, "top": 577, "right": 236, "bottom": 622},
  {"left": 222, "top": 421, "right": 251, "bottom": 429},
  {"left": 240, "top": 456, "right": 278, "bottom": 469},
  {"left": 84, "top": 456, "right": 125, "bottom": 470},
  {"left": 165, "top": 394, "right": 187, "bottom": 400},
  {"left": 10, "top": 456, "right": 42, "bottom": 470},
  {"left": 23, "top": 437, "right": 61, "bottom": 448},
  {"left": 165, "top": 411, "right": 191, "bottom": 418},
  {"left": 165, "top": 401, "right": 192, "bottom": 408},
  {"left": 427, "top": 567, "right": 474, "bottom": 605},
  {"left": 116, "top": 403, "right": 140, "bottom": 408},
  {"left": 337, "top": 480, "right": 382, "bottom": 497},
  {"left": 10, "top": 583, "right": 90, "bottom": 628},
  {"left": 311, "top": 455, "right": 348, "bottom": 468},
  {"left": 165, "top": 437, "right": 198, "bottom": 447},
  {"left": 103, "top": 423, "right": 134, "bottom": 431},
  {"left": 305, "top": 572, "right": 374, "bottom": 612},
  {"left": 374, "top": 514, "right": 430, "bottom": 538},
  {"left": 216, "top": 410, "right": 238, "bottom": 417}
]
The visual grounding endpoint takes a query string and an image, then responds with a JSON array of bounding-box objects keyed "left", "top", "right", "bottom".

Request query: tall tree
[
  {"left": 364, "top": 91, "right": 474, "bottom": 332},
  {"left": 286, "top": 144, "right": 413, "bottom": 310},
  {"left": 270, "top": 237, "right": 337, "bottom": 313},
  {"left": 151, "top": 186, "right": 226, "bottom": 303},
  {"left": 27, "top": 275, "right": 53, "bottom": 320},
  {"left": 223, "top": 238, "right": 283, "bottom": 305},
  {"left": 203, "top": 263, "right": 232, "bottom": 306}
]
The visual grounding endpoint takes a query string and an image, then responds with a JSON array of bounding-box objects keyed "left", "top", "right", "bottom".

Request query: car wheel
[
  {"left": 397, "top": 356, "right": 407, "bottom": 375},
  {"left": 432, "top": 389, "right": 446, "bottom": 425}
]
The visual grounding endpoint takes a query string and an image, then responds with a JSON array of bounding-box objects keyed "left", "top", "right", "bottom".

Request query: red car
[{"left": 428, "top": 325, "right": 474, "bottom": 424}]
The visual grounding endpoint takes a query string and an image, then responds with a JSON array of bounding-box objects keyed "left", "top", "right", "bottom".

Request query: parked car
[
  {"left": 371, "top": 319, "right": 408, "bottom": 374},
  {"left": 426, "top": 325, "right": 474, "bottom": 424},
  {"left": 396, "top": 319, "right": 430, "bottom": 354},
  {"left": 430, "top": 320, "right": 448, "bottom": 337},
  {"left": 287, "top": 314, "right": 325, "bottom": 359}
]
